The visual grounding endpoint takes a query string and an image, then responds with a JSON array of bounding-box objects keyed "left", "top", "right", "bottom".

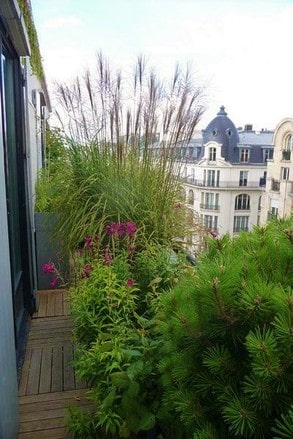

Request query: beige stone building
[
  {"left": 181, "top": 107, "right": 273, "bottom": 237},
  {"left": 260, "top": 118, "right": 293, "bottom": 223}
]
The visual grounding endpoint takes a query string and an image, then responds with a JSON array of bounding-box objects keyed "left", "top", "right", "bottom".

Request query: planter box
[{"left": 35, "top": 212, "right": 69, "bottom": 290}]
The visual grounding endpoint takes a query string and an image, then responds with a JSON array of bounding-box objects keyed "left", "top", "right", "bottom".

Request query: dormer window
[
  {"left": 264, "top": 149, "right": 273, "bottom": 162},
  {"left": 209, "top": 147, "right": 216, "bottom": 161},
  {"left": 240, "top": 148, "right": 249, "bottom": 163},
  {"left": 226, "top": 128, "right": 232, "bottom": 138},
  {"left": 212, "top": 129, "right": 218, "bottom": 136}
]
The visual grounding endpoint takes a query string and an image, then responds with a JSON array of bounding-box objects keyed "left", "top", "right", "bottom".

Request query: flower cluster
[
  {"left": 42, "top": 221, "right": 138, "bottom": 286},
  {"left": 106, "top": 221, "right": 136, "bottom": 237},
  {"left": 41, "top": 262, "right": 59, "bottom": 287}
]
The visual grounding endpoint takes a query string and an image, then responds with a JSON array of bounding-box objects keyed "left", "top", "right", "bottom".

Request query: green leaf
[
  {"left": 110, "top": 371, "right": 130, "bottom": 388},
  {"left": 138, "top": 412, "right": 156, "bottom": 431},
  {"left": 127, "top": 359, "right": 144, "bottom": 380}
]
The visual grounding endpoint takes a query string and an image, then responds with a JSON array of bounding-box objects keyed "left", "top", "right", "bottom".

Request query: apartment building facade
[
  {"left": 181, "top": 106, "right": 273, "bottom": 236},
  {"left": 260, "top": 118, "right": 293, "bottom": 223}
]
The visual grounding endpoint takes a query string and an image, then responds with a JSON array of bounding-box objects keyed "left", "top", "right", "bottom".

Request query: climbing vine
[{"left": 17, "top": 0, "right": 44, "bottom": 81}]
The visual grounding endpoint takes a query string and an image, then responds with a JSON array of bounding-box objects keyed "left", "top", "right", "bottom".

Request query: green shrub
[
  {"left": 159, "top": 218, "right": 293, "bottom": 438},
  {"left": 68, "top": 236, "right": 189, "bottom": 438}
]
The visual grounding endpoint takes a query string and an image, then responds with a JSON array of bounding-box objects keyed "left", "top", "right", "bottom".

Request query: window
[
  {"left": 282, "top": 136, "right": 292, "bottom": 160},
  {"left": 285, "top": 134, "right": 293, "bottom": 150},
  {"left": 209, "top": 147, "right": 216, "bottom": 161},
  {"left": 188, "top": 189, "right": 194, "bottom": 205},
  {"left": 240, "top": 149, "right": 249, "bottom": 162},
  {"left": 271, "top": 207, "right": 278, "bottom": 217},
  {"left": 264, "top": 149, "right": 273, "bottom": 162},
  {"left": 268, "top": 206, "right": 279, "bottom": 220},
  {"left": 204, "top": 169, "right": 220, "bottom": 187},
  {"left": 281, "top": 167, "right": 290, "bottom": 180},
  {"left": 202, "top": 192, "right": 219, "bottom": 209},
  {"left": 204, "top": 215, "right": 218, "bottom": 230},
  {"left": 239, "top": 171, "right": 248, "bottom": 187},
  {"left": 233, "top": 216, "right": 249, "bottom": 232},
  {"left": 235, "top": 194, "right": 250, "bottom": 210},
  {"left": 258, "top": 196, "right": 262, "bottom": 211}
]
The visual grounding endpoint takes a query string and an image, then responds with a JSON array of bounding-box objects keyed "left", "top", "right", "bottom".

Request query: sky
[{"left": 30, "top": 0, "right": 293, "bottom": 131}]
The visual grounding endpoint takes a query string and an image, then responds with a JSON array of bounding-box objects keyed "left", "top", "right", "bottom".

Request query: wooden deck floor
[{"left": 18, "top": 290, "right": 91, "bottom": 439}]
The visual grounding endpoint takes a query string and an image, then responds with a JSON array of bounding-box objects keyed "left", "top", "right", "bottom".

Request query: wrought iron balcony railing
[{"left": 200, "top": 203, "right": 220, "bottom": 211}]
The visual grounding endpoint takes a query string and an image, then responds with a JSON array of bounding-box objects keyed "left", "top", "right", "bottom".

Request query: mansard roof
[{"left": 200, "top": 106, "right": 273, "bottom": 164}]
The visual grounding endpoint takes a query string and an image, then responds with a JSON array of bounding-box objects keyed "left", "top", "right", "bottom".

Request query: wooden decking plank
[
  {"left": 27, "top": 340, "right": 70, "bottom": 349},
  {"left": 51, "top": 346, "right": 63, "bottom": 392},
  {"left": 25, "top": 348, "right": 42, "bottom": 395},
  {"left": 28, "top": 328, "right": 73, "bottom": 340},
  {"left": 54, "top": 291, "right": 64, "bottom": 316},
  {"left": 19, "top": 389, "right": 89, "bottom": 404},
  {"left": 36, "top": 292, "right": 48, "bottom": 318},
  {"left": 31, "top": 315, "right": 72, "bottom": 324},
  {"left": 63, "top": 345, "right": 75, "bottom": 391},
  {"left": 47, "top": 292, "right": 58, "bottom": 317},
  {"left": 62, "top": 290, "right": 70, "bottom": 316},
  {"left": 18, "top": 417, "right": 65, "bottom": 432},
  {"left": 18, "top": 427, "right": 68, "bottom": 439},
  {"left": 39, "top": 346, "right": 52, "bottom": 393},
  {"left": 19, "top": 397, "right": 91, "bottom": 413},
  {"left": 20, "top": 407, "right": 69, "bottom": 422},
  {"left": 19, "top": 349, "right": 32, "bottom": 396}
]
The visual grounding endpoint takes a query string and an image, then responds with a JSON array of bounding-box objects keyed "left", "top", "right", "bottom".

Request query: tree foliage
[{"left": 159, "top": 218, "right": 293, "bottom": 438}]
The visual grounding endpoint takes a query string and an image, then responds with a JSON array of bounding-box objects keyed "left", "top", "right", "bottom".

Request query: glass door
[{"left": 0, "top": 46, "right": 33, "bottom": 362}]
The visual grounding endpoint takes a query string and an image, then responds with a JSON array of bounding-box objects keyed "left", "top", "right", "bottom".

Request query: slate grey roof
[{"left": 197, "top": 106, "right": 274, "bottom": 164}]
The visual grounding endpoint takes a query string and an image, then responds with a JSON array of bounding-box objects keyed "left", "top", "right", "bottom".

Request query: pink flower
[
  {"left": 42, "top": 262, "right": 55, "bottom": 274},
  {"left": 125, "top": 221, "right": 136, "bottom": 236},
  {"left": 117, "top": 223, "right": 126, "bottom": 236},
  {"left": 106, "top": 223, "right": 119, "bottom": 236},
  {"left": 175, "top": 202, "right": 181, "bottom": 209},
  {"left": 83, "top": 264, "right": 93, "bottom": 278},
  {"left": 85, "top": 236, "right": 93, "bottom": 248},
  {"left": 126, "top": 278, "right": 134, "bottom": 287},
  {"left": 50, "top": 277, "right": 58, "bottom": 287}
]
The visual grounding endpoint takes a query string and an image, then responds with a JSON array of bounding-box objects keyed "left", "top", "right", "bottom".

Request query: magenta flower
[
  {"left": 85, "top": 236, "right": 93, "bottom": 248},
  {"left": 106, "top": 223, "right": 119, "bottom": 236},
  {"left": 117, "top": 223, "right": 126, "bottom": 236},
  {"left": 125, "top": 221, "right": 136, "bottom": 236},
  {"left": 83, "top": 264, "right": 93, "bottom": 278},
  {"left": 42, "top": 262, "right": 55, "bottom": 274},
  {"left": 126, "top": 278, "right": 134, "bottom": 287},
  {"left": 50, "top": 277, "right": 58, "bottom": 287}
]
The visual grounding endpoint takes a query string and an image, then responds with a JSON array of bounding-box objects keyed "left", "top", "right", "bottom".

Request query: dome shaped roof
[{"left": 201, "top": 106, "right": 239, "bottom": 161}]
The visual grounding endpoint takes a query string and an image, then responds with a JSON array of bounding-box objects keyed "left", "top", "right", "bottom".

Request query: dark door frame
[{"left": 0, "top": 21, "right": 36, "bottom": 364}]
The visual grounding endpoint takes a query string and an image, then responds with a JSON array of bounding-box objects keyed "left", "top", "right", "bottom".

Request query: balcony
[
  {"left": 200, "top": 203, "right": 220, "bottom": 211},
  {"left": 271, "top": 179, "right": 280, "bottom": 192},
  {"left": 184, "top": 178, "right": 264, "bottom": 189}
]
